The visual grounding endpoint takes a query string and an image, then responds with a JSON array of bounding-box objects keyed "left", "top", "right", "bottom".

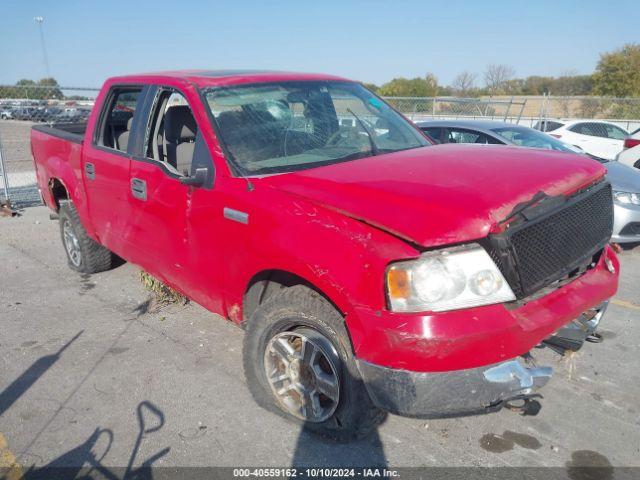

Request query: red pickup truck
[{"left": 31, "top": 70, "right": 618, "bottom": 440}]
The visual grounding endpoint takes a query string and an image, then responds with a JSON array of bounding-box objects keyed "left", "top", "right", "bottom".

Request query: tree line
[
  {"left": 0, "top": 78, "right": 65, "bottom": 100},
  {"left": 365, "top": 43, "right": 640, "bottom": 98},
  {"left": 2, "top": 44, "right": 639, "bottom": 100}
]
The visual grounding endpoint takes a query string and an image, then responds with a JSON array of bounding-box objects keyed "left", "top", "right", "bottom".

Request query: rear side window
[
  {"left": 95, "top": 87, "right": 143, "bottom": 152},
  {"left": 604, "top": 124, "right": 627, "bottom": 140},
  {"left": 570, "top": 122, "right": 609, "bottom": 138}
]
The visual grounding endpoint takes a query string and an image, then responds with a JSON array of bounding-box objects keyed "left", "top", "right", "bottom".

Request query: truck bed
[
  {"left": 31, "top": 122, "right": 87, "bottom": 144},
  {"left": 31, "top": 122, "right": 87, "bottom": 217}
]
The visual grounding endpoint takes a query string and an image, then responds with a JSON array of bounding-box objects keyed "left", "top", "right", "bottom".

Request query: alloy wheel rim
[
  {"left": 264, "top": 330, "right": 340, "bottom": 423},
  {"left": 63, "top": 220, "right": 82, "bottom": 267}
]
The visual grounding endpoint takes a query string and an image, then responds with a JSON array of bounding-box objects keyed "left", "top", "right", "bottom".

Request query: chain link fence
[
  {"left": 1, "top": 84, "right": 639, "bottom": 207},
  {"left": 0, "top": 85, "right": 98, "bottom": 206},
  {"left": 384, "top": 95, "right": 640, "bottom": 131},
  {"left": 384, "top": 96, "right": 529, "bottom": 124}
]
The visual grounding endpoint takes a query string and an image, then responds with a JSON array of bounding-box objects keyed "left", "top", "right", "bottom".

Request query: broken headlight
[{"left": 386, "top": 244, "right": 515, "bottom": 313}]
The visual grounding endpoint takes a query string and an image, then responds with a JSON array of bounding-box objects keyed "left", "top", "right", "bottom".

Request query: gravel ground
[{"left": 0, "top": 206, "right": 639, "bottom": 475}]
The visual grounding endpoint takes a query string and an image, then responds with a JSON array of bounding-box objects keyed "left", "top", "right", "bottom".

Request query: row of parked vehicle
[
  {"left": 534, "top": 118, "right": 640, "bottom": 169},
  {"left": 0, "top": 103, "right": 91, "bottom": 123},
  {"left": 417, "top": 119, "right": 640, "bottom": 245}
]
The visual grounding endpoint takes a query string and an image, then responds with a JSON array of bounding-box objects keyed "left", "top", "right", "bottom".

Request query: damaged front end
[
  {"left": 356, "top": 300, "right": 611, "bottom": 419},
  {"left": 356, "top": 357, "right": 552, "bottom": 419},
  {"left": 541, "top": 301, "right": 609, "bottom": 355}
]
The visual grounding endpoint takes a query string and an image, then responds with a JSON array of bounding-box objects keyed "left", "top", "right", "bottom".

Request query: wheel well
[
  {"left": 243, "top": 270, "right": 342, "bottom": 323},
  {"left": 49, "top": 178, "right": 68, "bottom": 209}
]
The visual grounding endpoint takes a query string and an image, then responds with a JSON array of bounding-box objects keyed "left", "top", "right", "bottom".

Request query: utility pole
[{"left": 34, "top": 16, "right": 51, "bottom": 78}]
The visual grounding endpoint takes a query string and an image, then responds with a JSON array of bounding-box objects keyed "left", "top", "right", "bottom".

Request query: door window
[
  {"left": 421, "top": 127, "right": 442, "bottom": 143},
  {"left": 145, "top": 90, "right": 199, "bottom": 176},
  {"left": 446, "top": 128, "right": 500, "bottom": 144},
  {"left": 571, "top": 122, "right": 609, "bottom": 138},
  {"left": 95, "top": 87, "right": 143, "bottom": 152}
]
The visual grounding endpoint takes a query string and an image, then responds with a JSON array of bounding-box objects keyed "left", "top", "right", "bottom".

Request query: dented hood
[{"left": 263, "top": 144, "right": 606, "bottom": 247}]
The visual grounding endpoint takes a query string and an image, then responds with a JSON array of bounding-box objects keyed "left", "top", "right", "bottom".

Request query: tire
[
  {"left": 634, "top": 159, "right": 640, "bottom": 170},
  {"left": 243, "top": 285, "right": 384, "bottom": 441},
  {"left": 58, "top": 201, "right": 114, "bottom": 273}
]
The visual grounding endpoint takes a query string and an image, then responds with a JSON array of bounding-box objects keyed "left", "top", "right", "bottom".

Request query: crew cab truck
[{"left": 31, "top": 71, "right": 619, "bottom": 441}]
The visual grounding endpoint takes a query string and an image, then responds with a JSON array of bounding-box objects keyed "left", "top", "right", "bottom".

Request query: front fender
[{"left": 225, "top": 185, "right": 418, "bottom": 352}]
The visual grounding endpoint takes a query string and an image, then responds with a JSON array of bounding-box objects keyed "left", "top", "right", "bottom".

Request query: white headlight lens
[
  {"left": 413, "top": 257, "right": 466, "bottom": 302},
  {"left": 387, "top": 244, "right": 515, "bottom": 312},
  {"left": 613, "top": 191, "right": 640, "bottom": 205},
  {"left": 469, "top": 269, "right": 503, "bottom": 296}
]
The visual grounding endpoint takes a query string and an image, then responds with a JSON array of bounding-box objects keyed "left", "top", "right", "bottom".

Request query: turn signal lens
[{"left": 387, "top": 268, "right": 411, "bottom": 300}]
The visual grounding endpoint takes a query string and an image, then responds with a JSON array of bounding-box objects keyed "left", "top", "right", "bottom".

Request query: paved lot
[{"left": 1, "top": 207, "right": 639, "bottom": 473}]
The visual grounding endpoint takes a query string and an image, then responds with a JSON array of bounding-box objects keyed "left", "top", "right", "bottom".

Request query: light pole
[{"left": 34, "top": 16, "right": 51, "bottom": 78}]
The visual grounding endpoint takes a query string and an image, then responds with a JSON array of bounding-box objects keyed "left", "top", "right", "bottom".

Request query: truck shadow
[
  {"left": 290, "top": 365, "right": 388, "bottom": 469},
  {"left": 0, "top": 331, "right": 83, "bottom": 417},
  {"left": 291, "top": 425, "right": 387, "bottom": 469},
  {"left": 21, "top": 401, "right": 170, "bottom": 480}
]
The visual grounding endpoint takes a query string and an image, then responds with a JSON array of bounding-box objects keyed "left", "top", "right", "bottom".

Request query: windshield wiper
[{"left": 347, "top": 108, "right": 379, "bottom": 156}]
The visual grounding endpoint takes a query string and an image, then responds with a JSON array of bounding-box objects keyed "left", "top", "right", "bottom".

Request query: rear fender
[{"left": 43, "top": 154, "right": 96, "bottom": 239}]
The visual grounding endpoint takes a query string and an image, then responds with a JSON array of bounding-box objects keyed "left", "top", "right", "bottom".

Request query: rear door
[{"left": 83, "top": 85, "right": 147, "bottom": 256}]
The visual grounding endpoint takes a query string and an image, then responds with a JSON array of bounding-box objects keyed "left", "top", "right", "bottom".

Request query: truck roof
[{"left": 106, "top": 70, "right": 352, "bottom": 88}]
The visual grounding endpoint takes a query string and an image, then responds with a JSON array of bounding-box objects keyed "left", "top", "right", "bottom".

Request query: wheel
[
  {"left": 58, "top": 201, "right": 115, "bottom": 273},
  {"left": 243, "top": 285, "right": 384, "bottom": 441},
  {"left": 634, "top": 159, "right": 640, "bottom": 170}
]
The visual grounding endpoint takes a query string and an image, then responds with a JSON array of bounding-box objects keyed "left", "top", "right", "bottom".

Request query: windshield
[
  {"left": 203, "top": 81, "right": 429, "bottom": 175},
  {"left": 491, "top": 126, "right": 577, "bottom": 153}
]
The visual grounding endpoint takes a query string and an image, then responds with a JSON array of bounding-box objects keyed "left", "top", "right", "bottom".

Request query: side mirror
[{"left": 179, "top": 167, "right": 209, "bottom": 187}]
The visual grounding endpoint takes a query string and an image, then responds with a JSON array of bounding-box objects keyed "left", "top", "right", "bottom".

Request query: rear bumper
[{"left": 357, "top": 358, "right": 552, "bottom": 418}]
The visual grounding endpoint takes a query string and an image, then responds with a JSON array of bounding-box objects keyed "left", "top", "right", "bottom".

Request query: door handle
[
  {"left": 85, "top": 162, "right": 95, "bottom": 180},
  {"left": 131, "top": 178, "right": 147, "bottom": 201}
]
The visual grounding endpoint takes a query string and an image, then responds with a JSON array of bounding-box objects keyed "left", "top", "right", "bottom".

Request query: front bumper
[
  {"left": 357, "top": 358, "right": 552, "bottom": 418},
  {"left": 543, "top": 301, "right": 608, "bottom": 353},
  {"left": 347, "top": 245, "right": 619, "bottom": 373},
  {"left": 612, "top": 201, "right": 640, "bottom": 243},
  {"left": 357, "top": 300, "right": 609, "bottom": 418}
]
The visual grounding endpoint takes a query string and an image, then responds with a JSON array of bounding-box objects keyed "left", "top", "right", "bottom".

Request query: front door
[{"left": 126, "top": 87, "right": 219, "bottom": 308}]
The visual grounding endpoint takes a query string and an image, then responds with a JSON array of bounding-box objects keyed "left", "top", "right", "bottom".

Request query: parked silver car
[{"left": 417, "top": 120, "right": 640, "bottom": 244}]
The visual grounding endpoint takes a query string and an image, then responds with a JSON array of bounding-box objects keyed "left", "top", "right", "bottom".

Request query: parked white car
[
  {"left": 536, "top": 120, "right": 628, "bottom": 161},
  {"left": 616, "top": 127, "right": 640, "bottom": 169}
]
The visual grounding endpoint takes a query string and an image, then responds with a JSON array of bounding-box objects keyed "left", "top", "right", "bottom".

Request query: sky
[{"left": 0, "top": 0, "right": 638, "bottom": 89}]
